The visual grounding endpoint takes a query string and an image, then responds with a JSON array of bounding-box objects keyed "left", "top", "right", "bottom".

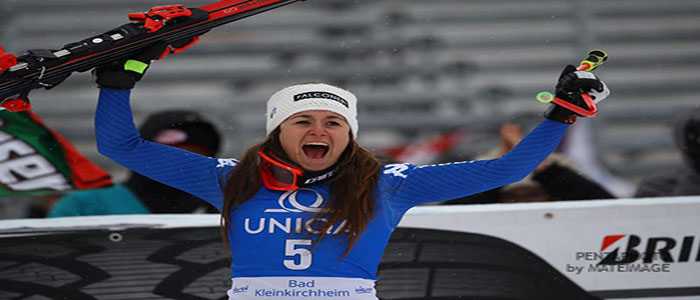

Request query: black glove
[
  {"left": 545, "top": 65, "right": 610, "bottom": 124},
  {"left": 94, "top": 43, "right": 168, "bottom": 90}
]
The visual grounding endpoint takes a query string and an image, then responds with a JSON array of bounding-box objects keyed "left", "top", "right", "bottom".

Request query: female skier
[{"left": 92, "top": 45, "right": 609, "bottom": 300}]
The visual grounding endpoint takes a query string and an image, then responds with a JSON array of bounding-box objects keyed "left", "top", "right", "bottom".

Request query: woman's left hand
[{"left": 544, "top": 64, "right": 611, "bottom": 123}]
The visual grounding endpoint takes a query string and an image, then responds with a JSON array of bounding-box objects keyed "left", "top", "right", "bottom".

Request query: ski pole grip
[
  {"left": 551, "top": 49, "right": 609, "bottom": 117},
  {"left": 577, "top": 49, "right": 608, "bottom": 72}
]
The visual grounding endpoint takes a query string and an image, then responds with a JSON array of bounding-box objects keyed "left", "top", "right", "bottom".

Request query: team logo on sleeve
[
  {"left": 265, "top": 188, "right": 329, "bottom": 213},
  {"left": 383, "top": 163, "right": 409, "bottom": 178},
  {"left": 216, "top": 158, "right": 238, "bottom": 168}
]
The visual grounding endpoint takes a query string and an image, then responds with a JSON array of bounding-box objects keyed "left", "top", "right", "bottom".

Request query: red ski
[{"left": 0, "top": 0, "right": 305, "bottom": 112}]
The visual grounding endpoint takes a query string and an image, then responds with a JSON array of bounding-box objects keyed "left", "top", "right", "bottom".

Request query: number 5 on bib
[{"left": 284, "top": 239, "right": 312, "bottom": 270}]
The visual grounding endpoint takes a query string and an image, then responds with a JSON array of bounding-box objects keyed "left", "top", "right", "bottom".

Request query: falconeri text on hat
[{"left": 266, "top": 83, "right": 359, "bottom": 137}]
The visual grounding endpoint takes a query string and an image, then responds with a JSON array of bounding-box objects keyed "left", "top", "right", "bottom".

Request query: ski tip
[
  {"left": 0, "top": 47, "right": 18, "bottom": 73},
  {"left": 0, "top": 99, "right": 32, "bottom": 112}
]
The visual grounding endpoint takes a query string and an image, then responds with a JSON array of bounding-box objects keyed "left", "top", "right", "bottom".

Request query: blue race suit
[{"left": 96, "top": 88, "right": 569, "bottom": 300}]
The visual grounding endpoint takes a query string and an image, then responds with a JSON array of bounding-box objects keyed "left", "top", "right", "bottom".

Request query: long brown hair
[{"left": 220, "top": 128, "right": 381, "bottom": 254}]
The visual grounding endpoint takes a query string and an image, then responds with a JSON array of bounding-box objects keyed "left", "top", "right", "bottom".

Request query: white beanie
[{"left": 266, "top": 83, "right": 359, "bottom": 137}]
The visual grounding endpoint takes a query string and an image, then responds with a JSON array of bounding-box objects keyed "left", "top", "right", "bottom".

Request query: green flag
[{"left": 0, "top": 110, "right": 112, "bottom": 197}]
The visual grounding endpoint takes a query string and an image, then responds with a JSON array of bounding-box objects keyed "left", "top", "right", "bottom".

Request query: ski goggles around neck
[
  {"left": 258, "top": 149, "right": 303, "bottom": 191},
  {"left": 257, "top": 148, "right": 339, "bottom": 191}
]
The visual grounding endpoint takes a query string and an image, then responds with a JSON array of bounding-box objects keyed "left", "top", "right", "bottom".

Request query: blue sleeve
[
  {"left": 95, "top": 88, "right": 237, "bottom": 211},
  {"left": 383, "top": 119, "right": 569, "bottom": 209}
]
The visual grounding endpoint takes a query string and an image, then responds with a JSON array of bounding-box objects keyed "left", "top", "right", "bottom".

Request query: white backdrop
[{"left": 400, "top": 197, "right": 700, "bottom": 297}]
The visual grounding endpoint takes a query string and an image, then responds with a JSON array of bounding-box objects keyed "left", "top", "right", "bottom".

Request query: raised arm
[
  {"left": 96, "top": 88, "right": 233, "bottom": 210},
  {"left": 385, "top": 64, "right": 611, "bottom": 209},
  {"left": 93, "top": 42, "right": 234, "bottom": 210},
  {"left": 385, "top": 119, "right": 568, "bottom": 207}
]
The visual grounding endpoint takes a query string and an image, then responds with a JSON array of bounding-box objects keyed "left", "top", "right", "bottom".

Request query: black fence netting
[{"left": 0, "top": 227, "right": 597, "bottom": 300}]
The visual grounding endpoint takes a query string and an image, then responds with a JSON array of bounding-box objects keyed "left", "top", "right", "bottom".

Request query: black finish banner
[{"left": 0, "top": 227, "right": 595, "bottom": 300}]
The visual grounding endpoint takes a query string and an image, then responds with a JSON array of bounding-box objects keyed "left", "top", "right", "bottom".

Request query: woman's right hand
[{"left": 93, "top": 42, "right": 168, "bottom": 90}]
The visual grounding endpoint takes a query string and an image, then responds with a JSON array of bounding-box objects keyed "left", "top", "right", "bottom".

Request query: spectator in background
[
  {"left": 48, "top": 110, "right": 221, "bottom": 217},
  {"left": 635, "top": 107, "right": 700, "bottom": 197},
  {"left": 445, "top": 122, "right": 614, "bottom": 204}
]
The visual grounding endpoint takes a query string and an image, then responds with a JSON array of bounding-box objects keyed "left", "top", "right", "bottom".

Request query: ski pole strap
[{"left": 124, "top": 60, "right": 149, "bottom": 74}]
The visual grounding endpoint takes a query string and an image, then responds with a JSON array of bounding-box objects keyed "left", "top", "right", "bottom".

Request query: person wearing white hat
[{"left": 91, "top": 44, "right": 609, "bottom": 300}]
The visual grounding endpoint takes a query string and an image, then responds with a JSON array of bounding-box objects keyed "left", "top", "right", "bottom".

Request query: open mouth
[{"left": 302, "top": 142, "right": 329, "bottom": 159}]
